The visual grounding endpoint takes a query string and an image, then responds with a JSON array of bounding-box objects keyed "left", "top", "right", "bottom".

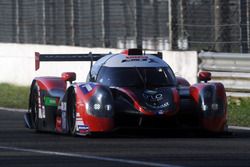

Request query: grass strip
[
  {"left": 0, "top": 83, "right": 29, "bottom": 109},
  {"left": 228, "top": 97, "right": 250, "bottom": 127}
]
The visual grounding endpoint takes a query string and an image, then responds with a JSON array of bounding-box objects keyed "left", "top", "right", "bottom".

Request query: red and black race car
[{"left": 24, "top": 49, "right": 227, "bottom": 136}]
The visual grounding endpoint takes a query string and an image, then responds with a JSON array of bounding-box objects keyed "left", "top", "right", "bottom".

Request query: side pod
[{"left": 24, "top": 112, "right": 34, "bottom": 129}]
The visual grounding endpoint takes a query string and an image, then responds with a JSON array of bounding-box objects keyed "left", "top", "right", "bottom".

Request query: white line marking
[
  {"left": 0, "top": 107, "right": 26, "bottom": 113},
  {"left": 229, "top": 126, "right": 250, "bottom": 131},
  {"left": 0, "top": 146, "right": 183, "bottom": 167}
]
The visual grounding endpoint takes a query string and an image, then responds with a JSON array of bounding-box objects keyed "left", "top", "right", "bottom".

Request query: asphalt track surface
[{"left": 1, "top": 109, "right": 250, "bottom": 167}]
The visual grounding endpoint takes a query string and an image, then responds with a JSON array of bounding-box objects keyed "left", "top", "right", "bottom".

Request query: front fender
[
  {"left": 74, "top": 83, "right": 114, "bottom": 132},
  {"left": 190, "top": 82, "right": 227, "bottom": 132},
  {"left": 34, "top": 77, "right": 66, "bottom": 97},
  {"left": 27, "top": 77, "right": 66, "bottom": 131}
]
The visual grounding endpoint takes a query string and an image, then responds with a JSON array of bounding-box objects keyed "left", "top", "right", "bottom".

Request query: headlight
[{"left": 211, "top": 103, "right": 218, "bottom": 111}]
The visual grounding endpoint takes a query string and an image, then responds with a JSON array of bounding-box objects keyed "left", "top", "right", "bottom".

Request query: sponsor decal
[
  {"left": 78, "top": 125, "right": 89, "bottom": 133},
  {"left": 60, "top": 102, "right": 67, "bottom": 131},
  {"left": 142, "top": 89, "right": 170, "bottom": 109},
  {"left": 76, "top": 112, "right": 80, "bottom": 117},
  {"left": 122, "top": 56, "right": 148, "bottom": 63},
  {"left": 85, "top": 84, "right": 92, "bottom": 92},
  {"left": 143, "top": 90, "right": 164, "bottom": 102},
  {"left": 121, "top": 58, "right": 148, "bottom": 63},
  {"left": 42, "top": 106, "right": 46, "bottom": 118},
  {"left": 121, "top": 57, "right": 157, "bottom": 63},
  {"left": 36, "top": 84, "right": 43, "bottom": 119},
  {"left": 94, "top": 103, "right": 101, "bottom": 110},
  {"left": 44, "top": 96, "right": 58, "bottom": 107},
  {"left": 211, "top": 103, "right": 218, "bottom": 111},
  {"left": 38, "top": 108, "right": 43, "bottom": 118},
  {"left": 79, "top": 83, "right": 96, "bottom": 94},
  {"left": 143, "top": 93, "right": 163, "bottom": 102},
  {"left": 61, "top": 110, "right": 66, "bottom": 130},
  {"left": 145, "top": 102, "right": 170, "bottom": 109},
  {"left": 61, "top": 102, "right": 67, "bottom": 111},
  {"left": 157, "top": 110, "right": 164, "bottom": 115},
  {"left": 78, "top": 125, "right": 89, "bottom": 130},
  {"left": 76, "top": 118, "right": 82, "bottom": 121},
  {"left": 126, "top": 56, "right": 148, "bottom": 59},
  {"left": 75, "top": 116, "right": 89, "bottom": 134},
  {"left": 148, "top": 58, "right": 158, "bottom": 63}
]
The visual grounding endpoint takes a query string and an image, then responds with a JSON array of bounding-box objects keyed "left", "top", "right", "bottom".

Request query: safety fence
[{"left": 1, "top": 0, "right": 250, "bottom": 53}]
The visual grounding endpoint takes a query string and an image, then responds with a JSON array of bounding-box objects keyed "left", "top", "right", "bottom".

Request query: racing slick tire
[
  {"left": 30, "top": 84, "right": 39, "bottom": 130},
  {"left": 67, "top": 90, "right": 77, "bottom": 135}
]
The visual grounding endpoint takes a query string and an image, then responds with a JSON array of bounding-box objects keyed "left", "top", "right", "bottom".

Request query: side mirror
[
  {"left": 62, "top": 72, "right": 76, "bottom": 83},
  {"left": 198, "top": 71, "right": 211, "bottom": 83}
]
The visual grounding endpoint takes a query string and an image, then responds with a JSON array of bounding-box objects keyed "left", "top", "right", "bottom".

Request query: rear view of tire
[{"left": 67, "top": 91, "right": 77, "bottom": 135}]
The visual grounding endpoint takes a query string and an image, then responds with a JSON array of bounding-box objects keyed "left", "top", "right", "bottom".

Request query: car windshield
[{"left": 96, "top": 67, "right": 176, "bottom": 87}]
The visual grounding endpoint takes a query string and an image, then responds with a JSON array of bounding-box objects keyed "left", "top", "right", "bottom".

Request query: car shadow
[{"left": 87, "top": 128, "right": 248, "bottom": 139}]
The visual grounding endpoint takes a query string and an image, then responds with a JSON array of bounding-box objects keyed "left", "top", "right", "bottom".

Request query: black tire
[
  {"left": 67, "top": 91, "right": 77, "bottom": 135},
  {"left": 30, "top": 84, "right": 39, "bottom": 130}
]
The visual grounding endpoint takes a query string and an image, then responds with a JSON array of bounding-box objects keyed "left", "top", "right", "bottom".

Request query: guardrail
[{"left": 199, "top": 51, "right": 250, "bottom": 97}]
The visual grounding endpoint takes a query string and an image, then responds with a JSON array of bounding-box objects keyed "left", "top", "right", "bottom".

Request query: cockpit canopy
[
  {"left": 96, "top": 66, "right": 176, "bottom": 88},
  {"left": 87, "top": 52, "right": 177, "bottom": 87}
]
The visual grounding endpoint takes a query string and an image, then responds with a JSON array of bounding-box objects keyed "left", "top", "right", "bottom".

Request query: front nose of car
[{"left": 135, "top": 87, "right": 180, "bottom": 116}]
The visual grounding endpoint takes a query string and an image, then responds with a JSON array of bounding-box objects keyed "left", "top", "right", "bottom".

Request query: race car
[{"left": 24, "top": 49, "right": 227, "bottom": 136}]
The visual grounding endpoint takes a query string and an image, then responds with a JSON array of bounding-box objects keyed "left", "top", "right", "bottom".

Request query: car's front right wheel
[
  {"left": 30, "top": 83, "right": 40, "bottom": 130},
  {"left": 67, "top": 91, "right": 77, "bottom": 135}
]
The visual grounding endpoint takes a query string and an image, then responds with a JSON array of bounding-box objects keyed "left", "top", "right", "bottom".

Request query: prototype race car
[{"left": 24, "top": 49, "right": 227, "bottom": 136}]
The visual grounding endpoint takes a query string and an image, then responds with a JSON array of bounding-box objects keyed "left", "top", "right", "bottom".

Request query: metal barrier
[{"left": 199, "top": 51, "right": 250, "bottom": 97}]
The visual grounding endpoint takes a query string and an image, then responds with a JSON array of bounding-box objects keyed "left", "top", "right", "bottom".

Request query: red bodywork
[
  {"left": 190, "top": 83, "right": 227, "bottom": 132},
  {"left": 25, "top": 50, "right": 227, "bottom": 135},
  {"left": 176, "top": 77, "right": 191, "bottom": 86},
  {"left": 32, "top": 76, "right": 227, "bottom": 134},
  {"left": 35, "top": 77, "right": 66, "bottom": 92},
  {"left": 35, "top": 78, "right": 114, "bottom": 134},
  {"left": 74, "top": 84, "right": 114, "bottom": 132}
]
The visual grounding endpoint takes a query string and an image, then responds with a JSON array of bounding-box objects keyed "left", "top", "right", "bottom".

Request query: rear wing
[
  {"left": 35, "top": 49, "right": 163, "bottom": 70},
  {"left": 35, "top": 52, "right": 108, "bottom": 71}
]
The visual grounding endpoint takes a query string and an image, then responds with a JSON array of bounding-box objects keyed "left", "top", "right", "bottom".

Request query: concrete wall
[
  {"left": 0, "top": 43, "right": 198, "bottom": 86},
  {"left": 162, "top": 51, "right": 198, "bottom": 84}
]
